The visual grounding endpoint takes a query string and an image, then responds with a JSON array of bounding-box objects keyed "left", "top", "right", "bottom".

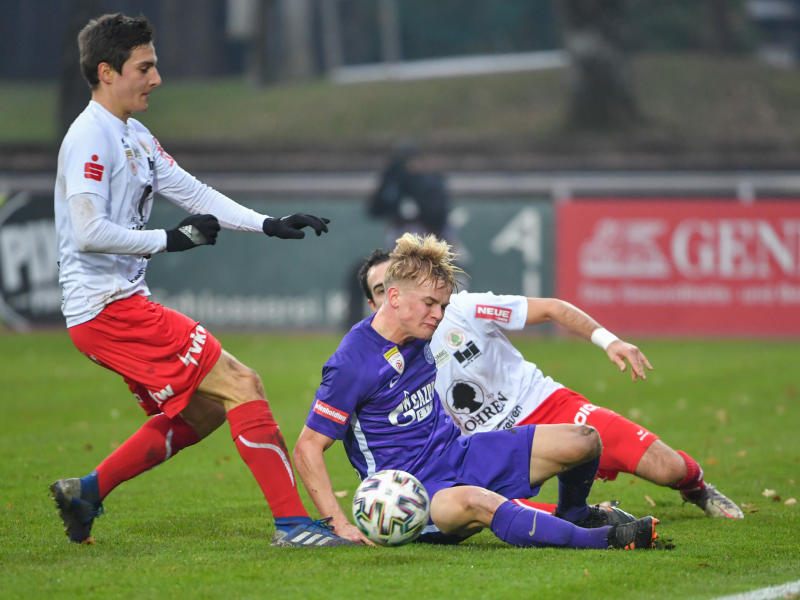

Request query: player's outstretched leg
[
  {"left": 670, "top": 450, "right": 743, "bottom": 519},
  {"left": 226, "top": 402, "right": 353, "bottom": 546},
  {"left": 271, "top": 517, "right": 356, "bottom": 547},
  {"left": 491, "top": 500, "right": 660, "bottom": 550},
  {"left": 50, "top": 413, "right": 204, "bottom": 543},
  {"left": 681, "top": 482, "right": 744, "bottom": 519},
  {"left": 50, "top": 477, "right": 104, "bottom": 544},
  {"left": 606, "top": 516, "right": 660, "bottom": 550}
]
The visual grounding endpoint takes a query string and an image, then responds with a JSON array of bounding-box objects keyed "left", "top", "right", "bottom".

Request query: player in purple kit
[{"left": 294, "top": 233, "right": 663, "bottom": 549}]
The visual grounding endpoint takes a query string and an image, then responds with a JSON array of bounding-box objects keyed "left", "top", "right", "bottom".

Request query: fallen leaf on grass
[
  {"left": 583, "top": 569, "right": 590, "bottom": 577},
  {"left": 762, "top": 488, "right": 777, "bottom": 498},
  {"left": 705, "top": 456, "right": 719, "bottom": 466},
  {"left": 785, "top": 498, "right": 797, "bottom": 506},
  {"left": 334, "top": 490, "right": 349, "bottom": 498},
  {"left": 644, "top": 495, "right": 656, "bottom": 507},
  {"left": 741, "top": 503, "right": 759, "bottom": 514},
  {"left": 715, "top": 409, "right": 729, "bottom": 425},
  {"left": 736, "top": 449, "right": 747, "bottom": 458}
]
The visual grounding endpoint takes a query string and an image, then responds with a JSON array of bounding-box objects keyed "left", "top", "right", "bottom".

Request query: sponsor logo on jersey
[
  {"left": 445, "top": 328, "right": 465, "bottom": 349},
  {"left": 453, "top": 340, "right": 481, "bottom": 366},
  {"left": 475, "top": 304, "right": 512, "bottom": 323},
  {"left": 433, "top": 347, "right": 451, "bottom": 368},
  {"left": 383, "top": 346, "right": 405, "bottom": 374},
  {"left": 177, "top": 324, "right": 208, "bottom": 367},
  {"left": 636, "top": 429, "right": 650, "bottom": 442},
  {"left": 388, "top": 381, "right": 435, "bottom": 427},
  {"left": 313, "top": 399, "right": 349, "bottom": 424},
  {"left": 446, "top": 382, "right": 510, "bottom": 432},
  {"left": 83, "top": 155, "right": 104, "bottom": 181}
]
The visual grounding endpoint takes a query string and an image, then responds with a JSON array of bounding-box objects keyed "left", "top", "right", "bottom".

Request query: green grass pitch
[{"left": 1, "top": 332, "right": 798, "bottom": 599}]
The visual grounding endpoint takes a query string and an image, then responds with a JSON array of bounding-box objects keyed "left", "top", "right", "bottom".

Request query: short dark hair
[
  {"left": 358, "top": 249, "right": 390, "bottom": 302},
  {"left": 78, "top": 13, "right": 154, "bottom": 88}
]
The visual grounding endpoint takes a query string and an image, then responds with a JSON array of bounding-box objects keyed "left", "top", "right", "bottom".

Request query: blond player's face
[
  {"left": 366, "top": 261, "right": 389, "bottom": 310},
  {"left": 105, "top": 43, "right": 162, "bottom": 118},
  {"left": 392, "top": 278, "right": 451, "bottom": 341}
]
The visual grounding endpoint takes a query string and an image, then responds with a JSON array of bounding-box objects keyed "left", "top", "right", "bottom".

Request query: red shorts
[
  {"left": 68, "top": 294, "right": 222, "bottom": 418},
  {"left": 519, "top": 388, "right": 658, "bottom": 480}
]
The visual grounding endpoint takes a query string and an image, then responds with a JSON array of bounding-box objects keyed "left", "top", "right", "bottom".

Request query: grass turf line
[{"left": 0, "top": 332, "right": 797, "bottom": 599}]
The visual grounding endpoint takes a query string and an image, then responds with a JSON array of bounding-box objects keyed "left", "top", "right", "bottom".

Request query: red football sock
[
  {"left": 227, "top": 400, "right": 308, "bottom": 519},
  {"left": 671, "top": 450, "right": 706, "bottom": 496},
  {"left": 96, "top": 414, "right": 200, "bottom": 499},
  {"left": 512, "top": 499, "right": 557, "bottom": 514}
]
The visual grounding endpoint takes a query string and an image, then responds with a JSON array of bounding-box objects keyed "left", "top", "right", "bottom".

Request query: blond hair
[{"left": 385, "top": 233, "right": 461, "bottom": 291}]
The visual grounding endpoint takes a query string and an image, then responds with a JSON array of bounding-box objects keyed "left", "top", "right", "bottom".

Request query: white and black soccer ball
[{"left": 352, "top": 469, "right": 430, "bottom": 546}]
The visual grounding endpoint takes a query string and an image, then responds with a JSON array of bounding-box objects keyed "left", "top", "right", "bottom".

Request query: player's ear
[
  {"left": 98, "top": 62, "right": 115, "bottom": 85},
  {"left": 387, "top": 286, "right": 401, "bottom": 308}
]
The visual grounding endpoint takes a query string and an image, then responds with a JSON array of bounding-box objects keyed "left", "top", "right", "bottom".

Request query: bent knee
[
  {"left": 563, "top": 425, "right": 602, "bottom": 464},
  {"left": 217, "top": 357, "right": 266, "bottom": 406},
  {"left": 431, "top": 486, "right": 504, "bottom": 531}
]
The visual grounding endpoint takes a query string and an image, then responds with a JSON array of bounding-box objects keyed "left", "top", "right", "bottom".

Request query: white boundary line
[{"left": 715, "top": 579, "right": 800, "bottom": 600}]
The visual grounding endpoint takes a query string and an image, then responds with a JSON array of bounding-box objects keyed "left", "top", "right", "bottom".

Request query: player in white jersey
[
  {"left": 49, "top": 13, "right": 351, "bottom": 548},
  {"left": 358, "top": 249, "right": 744, "bottom": 519}
]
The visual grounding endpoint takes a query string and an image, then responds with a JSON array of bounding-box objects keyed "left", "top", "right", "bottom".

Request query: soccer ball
[{"left": 352, "top": 469, "right": 430, "bottom": 546}]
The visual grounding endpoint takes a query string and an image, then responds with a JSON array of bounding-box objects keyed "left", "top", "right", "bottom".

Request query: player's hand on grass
[
  {"left": 166, "top": 214, "right": 220, "bottom": 252},
  {"left": 607, "top": 340, "right": 653, "bottom": 381},
  {"left": 332, "top": 517, "right": 376, "bottom": 546},
  {"left": 262, "top": 214, "right": 330, "bottom": 239}
]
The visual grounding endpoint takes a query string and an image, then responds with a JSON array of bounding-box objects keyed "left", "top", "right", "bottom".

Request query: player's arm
[
  {"left": 68, "top": 193, "right": 219, "bottom": 255},
  {"left": 293, "top": 426, "right": 374, "bottom": 545},
  {"left": 525, "top": 297, "right": 653, "bottom": 381},
  {"left": 151, "top": 142, "right": 329, "bottom": 239}
]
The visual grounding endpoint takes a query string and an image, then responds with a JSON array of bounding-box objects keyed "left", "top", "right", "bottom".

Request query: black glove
[
  {"left": 165, "top": 214, "right": 220, "bottom": 252},
  {"left": 262, "top": 214, "right": 330, "bottom": 239}
]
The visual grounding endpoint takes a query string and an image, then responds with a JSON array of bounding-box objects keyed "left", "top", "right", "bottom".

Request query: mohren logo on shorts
[
  {"left": 475, "top": 304, "right": 511, "bottom": 323},
  {"left": 313, "top": 399, "right": 349, "bottom": 424}
]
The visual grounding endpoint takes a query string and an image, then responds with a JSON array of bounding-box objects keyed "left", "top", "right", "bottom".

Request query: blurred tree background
[{"left": 2, "top": 0, "right": 800, "bottom": 169}]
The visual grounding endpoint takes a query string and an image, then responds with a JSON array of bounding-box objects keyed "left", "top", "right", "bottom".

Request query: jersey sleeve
[
  {"left": 305, "top": 351, "right": 365, "bottom": 440},
  {"left": 61, "top": 125, "right": 113, "bottom": 203},
  {"left": 451, "top": 290, "right": 528, "bottom": 332},
  {"left": 135, "top": 127, "right": 267, "bottom": 232}
]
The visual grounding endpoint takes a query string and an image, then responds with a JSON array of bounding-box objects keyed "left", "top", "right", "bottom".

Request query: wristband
[{"left": 591, "top": 327, "right": 619, "bottom": 351}]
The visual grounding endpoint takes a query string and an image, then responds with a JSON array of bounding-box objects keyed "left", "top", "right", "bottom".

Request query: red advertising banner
[{"left": 556, "top": 200, "right": 800, "bottom": 336}]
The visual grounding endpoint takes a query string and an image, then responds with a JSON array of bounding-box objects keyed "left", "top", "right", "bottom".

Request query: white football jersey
[
  {"left": 430, "top": 291, "right": 562, "bottom": 433},
  {"left": 54, "top": 101, "right": 264, "bottom": 327}
]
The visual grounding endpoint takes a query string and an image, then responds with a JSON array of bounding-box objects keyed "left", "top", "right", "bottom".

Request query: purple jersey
[{"left": 306, "top": 315, "right": 461, "bottom": 481}]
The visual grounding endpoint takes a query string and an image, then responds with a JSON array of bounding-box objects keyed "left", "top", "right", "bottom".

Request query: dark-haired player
[{"left": 50, "top": 12, "right": 349, "bottom": 547}]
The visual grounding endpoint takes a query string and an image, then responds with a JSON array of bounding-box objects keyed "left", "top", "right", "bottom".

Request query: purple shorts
[{"left": 418, "top": 425, "right": 539, "bottom": 501}]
